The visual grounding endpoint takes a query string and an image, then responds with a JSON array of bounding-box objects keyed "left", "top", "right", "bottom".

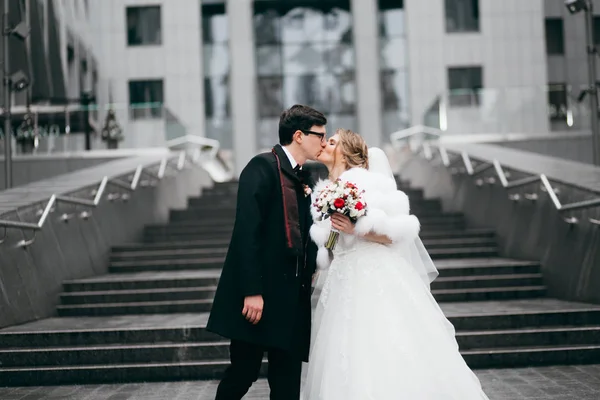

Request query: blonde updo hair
[{"left": 335, "top": 128, "right": 369, "bottom": 169}]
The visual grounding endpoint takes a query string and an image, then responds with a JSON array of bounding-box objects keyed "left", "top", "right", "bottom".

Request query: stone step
[
  {"left": 0, "top": 315, "right": 215, "bottom": 349},
  {"left": 4, "top": 306, "right": 600, "bottom": 350},
  {"left": 433, "top": 286, "right": 547, "bottom": 302},
  {"left": 435, "top": 258, "right": 541, "bottom": 278},
  {"left": 60, "top": 286, "right": 218, "bottom": 305},
  {"left": 0, "top": 341, "right": 229, "bottom": 367},
  {"left": 58, "top": 286, "right": 546, "bottom": 316},
  {"left": 424, "top": 237, "right": 497, "bottom": 249},
  {"left": 142, "top": 228, "right": 497, "bottom": 243},
  {"left": 462, "top": 344, "right": 600, "bottom": 369},
  {"left": 113, "top": 238, "right": 231, "bottom": 252},
  {"left": 111, "top": 237, "right": 496, "bottom": 258},
  {"left": 157, "top": 217, "right": 237, "bottom": 228},
  {"left": 150, "top": 213, "right": 466, "bottom": 230},
  {"left": 56, "top": 300, "right": 213, "bottom": 317},
  {"left": 63, "top": 274, "right": 540, "bottom": 307},
  {"left": 2, "top": 343, "right": 600, "bottom": 386},
  {"left": 109, "top": 258, "right": 224, "bottom": 273},
  {"left": 6, "top": 328, "right": 597, "bottom": 370},
  {"left": 67, "top": 258, "right": 532, "bottom": 295},
  {"left": 0, "top": 359, "right": 248, "bottom": 386},
  {"left": 63, "top": 270, "right": 221, "bottom": 292},
  {"left": 110, "top": 248, "right": 228, "bottom": 262},
  {"left": 431, "top": 273, "right": 544, "bottom": 290},
  {"left": 447, "top": 306, "right": 600, "bottom": 331},
  {"left": 456, "top": 325, "right": 600, "bottom": 350},
  {"left": 169, "top": 207, "right": 450, "bottom": 221},
  {"left": 62, "top": 273, "right": 540, "bottom": 306},
  {"left": 429, "top": 246, "right": 499, "bottom": 259},
  {"left": 419, "top": 229, "right": 495, "bottom": 240},
  {"left": 142, "top": 220, "right": 467, "bottom": 237}
]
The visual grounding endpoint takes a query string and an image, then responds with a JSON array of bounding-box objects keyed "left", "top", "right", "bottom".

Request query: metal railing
[
  {"left": 0, "top": 136, "right": 232, "bottom": 248},
  {"left": 0, "top": 152, "right": 190, "bottom": 248},
  {"left": 391, "top": 126, "right": 600, "bottom": 227}
]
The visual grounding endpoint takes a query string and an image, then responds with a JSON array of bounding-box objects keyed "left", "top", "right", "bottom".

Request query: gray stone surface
[
  {"left": 0, "top": 365, "right": 599, "bottom": 399},
  {"left": 0, "top": 155, "right": 126, "bottom": 191},
  {"left": 4, "top": 296, "right": 600, "bottom": 335}
]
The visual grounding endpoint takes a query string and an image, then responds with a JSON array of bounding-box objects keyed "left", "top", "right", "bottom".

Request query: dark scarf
[{"left": 272, "top": 147, "right": 303, "bottom": 256}]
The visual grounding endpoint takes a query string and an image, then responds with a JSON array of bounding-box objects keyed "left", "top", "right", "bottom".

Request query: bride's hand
[{"left": 331, "top": 213, "right": 355, "bottom": 234}]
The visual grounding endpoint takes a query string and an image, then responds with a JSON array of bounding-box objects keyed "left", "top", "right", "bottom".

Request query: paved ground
[{"left": 1, "top": 365, "right": 599, "bottom": 399}]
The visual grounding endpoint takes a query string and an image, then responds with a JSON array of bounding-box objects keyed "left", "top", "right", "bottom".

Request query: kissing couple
[{"left": 207, "top": 105, "right": 489, "bottom": 399}]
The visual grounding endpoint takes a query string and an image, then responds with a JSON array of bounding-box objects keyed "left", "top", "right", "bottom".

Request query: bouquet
[{"left": 313, "top": 179, "right": 367, "bottom": 250}]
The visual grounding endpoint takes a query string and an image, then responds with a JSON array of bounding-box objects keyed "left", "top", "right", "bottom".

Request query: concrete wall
[
  {"left": 0, "top": 155, "right": 117, "bottom": 190},
  {"left": 494, "top": 135, "right": 594, "bottom": 164},
  {"left": 399, "top": 153, "right": 600, "bottom": 304},
  {"left": 0, "top": 165, "right": 212, "bottom": 329}
]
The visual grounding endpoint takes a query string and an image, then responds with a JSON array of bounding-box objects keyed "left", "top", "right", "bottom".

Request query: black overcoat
[{"left": 206, "top": 144, "right": 318, "bottom": 361}]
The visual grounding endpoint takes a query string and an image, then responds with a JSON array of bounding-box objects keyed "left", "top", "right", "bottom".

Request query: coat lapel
[
  {"left": 273, "top": 145, "right": 313, "bottom": 243},
  {"left": 273, "top": 144, "right": 301, "bottom": 184}
]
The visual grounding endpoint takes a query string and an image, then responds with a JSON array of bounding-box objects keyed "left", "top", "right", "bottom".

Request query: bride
[{"left": 302, "top": 129, "right": 489, "bottom": 399}]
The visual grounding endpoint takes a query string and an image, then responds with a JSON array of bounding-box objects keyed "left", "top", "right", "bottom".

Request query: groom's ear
[{"left": 293, "top": 130, "right": 303, "bottom": 144}]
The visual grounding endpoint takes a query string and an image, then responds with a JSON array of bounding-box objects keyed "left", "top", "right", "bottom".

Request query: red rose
[
  {"left": 355, "top": 202, "right": 364, "bottom": 211},
  {"left": 333, "top": 198, "right": 345, "bottom": 208}
]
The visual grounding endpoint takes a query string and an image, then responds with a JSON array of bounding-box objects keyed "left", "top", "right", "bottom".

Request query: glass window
[
  {"left": 126, "top": 6, "right": 161, "bottom": 46},
  {"left": 204, "top": 76, "right": 230, "bottom": 118},
  {"left": 378, "top": 0, "right": 410, "bottom": 139},
  {"left": 447, "top": 66, "right": 483, "bottom": 107},
  {"left": 282, "top": 43, "right": 325, "bottom": 75},
  {"left": 203, "top": 44, "right": 230, "bottom": 76},
  {"left": 594, "top": 16, "right": 600, "bottom": 46},
  {"left": 281, "top": 7, "right": 325, "bottom": 44},
  {"left": 379, "top": 2, "right": 405, "bottom": 37},
  {"left": 256, "top": 46, "right": 284, "bottom": 76},
  {"left": 445, "top": 0, "right": 479, "bottom": 33},
  {"left": 283, "top": 75, "right": 319, "bottom": 109},
  {"left": 203, "top": 9, "right": 228, "bottom": 43},
  {"left": 380, "top": 70, "right": 408, "bottom": 112},
  {"left": 323, "top": 43, "right": 354, "bottom": 74},
  {"left": 202, "top": 2, "right": 232, "bottom": 148},
  {"left": 257, "top": 76, "right": 284, "bottom": 118},
  {"left": 380, "top": 37, "right": 407, "bottom": 70},
  {"left": 254, "top": 9, "right": 282, "bottom": 45},
  {"left": 545, "top": 19, "right": 564, "bottom": 55},
  {"left": 128, "top": 80, "right": 163, "bottom": 119},
  {"left": 253, "top": 1, "right": 355, "bottom": 148},
  {"left": 547, "top": 83, "right": 567, "bottom": 122}
]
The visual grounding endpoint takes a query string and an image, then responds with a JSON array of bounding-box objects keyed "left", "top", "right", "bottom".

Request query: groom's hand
[{"left": 242, "top": 295, "right": 264, "bottom": 325}]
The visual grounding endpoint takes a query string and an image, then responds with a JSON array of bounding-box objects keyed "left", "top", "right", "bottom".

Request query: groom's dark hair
[{"left": 278, "top": 104, "right": 327, "bottom": 146}]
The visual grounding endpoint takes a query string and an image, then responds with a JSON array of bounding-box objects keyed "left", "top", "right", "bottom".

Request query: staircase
[{"left": 1, "top": 180, "right": 600, "bottom": 386}]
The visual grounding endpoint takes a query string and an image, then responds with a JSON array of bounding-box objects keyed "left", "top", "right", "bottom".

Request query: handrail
[
  {"left": 392, "top": 126, "right": 600, "bottom": 226},
  {"left": 0, "top": 150, "right": 194, "bottom": 248},
  {"left": 166, "top": 134, "right": 234, "bottom": 182}
]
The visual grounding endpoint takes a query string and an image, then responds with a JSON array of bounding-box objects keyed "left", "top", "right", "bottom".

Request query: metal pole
[
  {"left": 585, "top": 0, "right": 600, "bottom": 166},
  {"left": 3, "top": 0, "right": 11, "bottom": 188}
]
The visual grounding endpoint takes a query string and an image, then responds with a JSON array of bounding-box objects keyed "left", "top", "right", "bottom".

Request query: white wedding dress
[{"left": 302, "top": 149, "right": 489, "bottom": 400}]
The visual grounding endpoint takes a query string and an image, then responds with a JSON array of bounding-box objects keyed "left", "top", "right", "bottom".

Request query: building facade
[
  {"left": 10, "top": 1, "right": 593, "bottom": 172},
  {"left": 544, "top": 0, "right": 600, "bottom": 133},
  {"left": 0, "top": 0, "right": 108, "bottom": 153}
]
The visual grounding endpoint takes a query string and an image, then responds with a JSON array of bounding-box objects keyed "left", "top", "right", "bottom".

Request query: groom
[{"left": 207, "top": 104, "right": 327, "bottom": 399}]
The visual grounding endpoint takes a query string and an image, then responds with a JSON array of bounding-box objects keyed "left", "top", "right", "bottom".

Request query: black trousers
[{"left": 215, "top": 339, "right": 302, "bottom": 400}]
